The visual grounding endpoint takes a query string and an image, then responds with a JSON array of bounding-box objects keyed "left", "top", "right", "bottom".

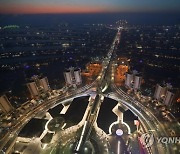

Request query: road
[
  {"left": 0, "top": 81, "right": 96, "bottom": 153},
  {"left": 73, "top": 27, "right": 122, "bottom": 153},
  {"left": 110, "top": 62, "right": 172, "bottom": 154}
]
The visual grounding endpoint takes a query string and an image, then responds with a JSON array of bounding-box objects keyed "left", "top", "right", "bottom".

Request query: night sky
[{"left": 0, "top": 0, "right": 180, "bottom": 14}]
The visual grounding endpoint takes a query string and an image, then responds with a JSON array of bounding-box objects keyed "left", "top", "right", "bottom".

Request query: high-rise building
[
  {"left": 27, "top": 82, "right": 39, "bottom": 98},
  {"left": 39, "top": 77, "right": 50, "bottom": 92},
  {"left": 27, "top": 76, "right": 50, "bottom": 98},
  {"left": 64, "top": 67, "right": 82, "bottom": 86},
  {"left": 74, "top": 69, "right": 82, "bottom": 85},
  {"left": 0, "top": 95, "right": 13, "bottom": 114},
  {"left": 125, "top": 72, "right": 142, "bottom": 90},
  {"left": 64, "top": 70, "right": 73, "bottom": 85},
  {"left": 154, "top": 84, "right": 167, "bottom": 100},
  {"left": 134, "top": 75, "right": 142, "bottom": 90},
  {"left": 125, "top": 73, "right": 133, "bottom": 88},
  {"left": 164, "top": 91, "right": 174, "bottom": 106}
]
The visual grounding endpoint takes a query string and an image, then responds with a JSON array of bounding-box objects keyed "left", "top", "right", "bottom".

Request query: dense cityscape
[
  {"left": 0, "top": 23, "right": 115, "bottom": 104},
  {"left": 0, "top": 0, "right": 180, "bottom": 154}
]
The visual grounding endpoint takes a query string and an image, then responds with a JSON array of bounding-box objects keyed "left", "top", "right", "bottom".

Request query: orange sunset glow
[
  {"left": 0, "top": 4, "right": 118, "bottom": 14},
  {"left": 0, "top": 0, "right": 179, "bottom": 14}
]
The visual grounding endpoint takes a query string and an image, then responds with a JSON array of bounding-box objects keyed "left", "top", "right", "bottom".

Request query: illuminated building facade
[
  {"left": 125, "top": 73, "right": 133, "bottom": 88},
  {"left": 27, "top": 76, "right": 50, "bottom": 98},
  {"left": 39, "top": 77, "right": 50, "bottom": 92},
  {"left": 0, "top": 95, "right": 13, "bottom": 114},
  {"left": 134, "top": 75, "right": 142, "bottom": 90},
  {"left": 64, "top": 67, "right": 82, "bottom": 87},
  {"left": 154, "top": 84, "right": 167, "bottom": 100},
  {"left": 27, "top": 82, "right": 39, "bottom": 98},
  {"left": 164, "top": 91, "right": 175, "bottom": 106},
  {"left": 74, "top": 69, "right": 82, "bottom": 85}
]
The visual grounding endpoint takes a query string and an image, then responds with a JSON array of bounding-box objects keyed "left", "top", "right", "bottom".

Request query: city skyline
[
  {"left": 0, "top": 1, "right": 179, "bottom": 153},
  {"left": 0, "top": 0, "right": 180, "bottom": 14}
]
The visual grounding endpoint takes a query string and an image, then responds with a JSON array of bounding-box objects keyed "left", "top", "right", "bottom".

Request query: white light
[
  {"left": 42, "top": 143, "right": 47, "bottom": 149},
  {"left": 109, "top": 121, "right": 131, "bottom": 135},
  {"left": 117, "top": 141, "right": 120, "bottom": 154},
  {"left": 116, "top": 129, "right": 123, "bottom": 136}
]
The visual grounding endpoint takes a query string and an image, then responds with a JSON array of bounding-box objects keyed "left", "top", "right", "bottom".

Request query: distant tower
[
  {"left": 0, "top": 95, "right": 13, "bottom": 114},
  {"left": 27, "top": 76, "right": 50, "bottom": 98},
  {"left": 39, "top": 77, "right": 50, "bottom": 92},
  {"left": 74, "top": 68, "right": 82, "bottom": 85},
  {"left": 134, "top": 75, "right": 142, "bottom": 90},
  {"left": 64, "top": 69, "right": 73, "bottom": 85},
  {"left": 164, "top": 91, "right": 174, "bottom": 106},
  {"left": 64, "top": 67, "right": 82, "bottom": 87},
  {"left": 27, "top": 82, "right": 39, "bottom": 98},
  {"left": 154, "top": 84, "right": 167, "bottom": 100},
  {"left": 125, "top": 73, "right": 133, "bottom": 88}
]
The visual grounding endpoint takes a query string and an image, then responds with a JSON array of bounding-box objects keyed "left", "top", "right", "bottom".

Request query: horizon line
[{"left": 0, "top": 10, "right": 180, "bottom": 15}]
